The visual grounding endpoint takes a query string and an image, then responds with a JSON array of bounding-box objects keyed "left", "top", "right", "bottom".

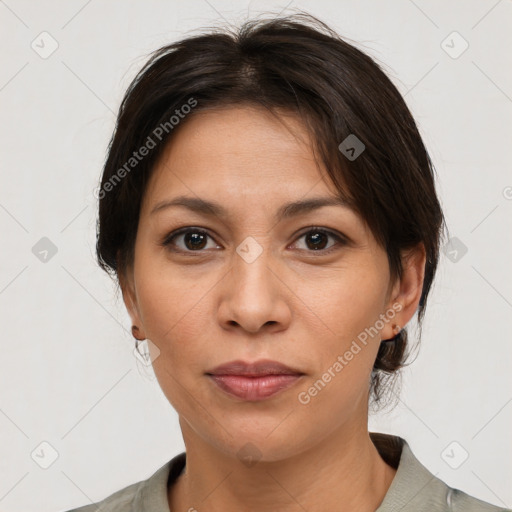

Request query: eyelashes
[{"left": 160, "top": 226, "right": 348, "bottom": 256}]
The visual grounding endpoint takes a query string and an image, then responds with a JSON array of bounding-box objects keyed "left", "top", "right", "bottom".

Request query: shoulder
[
  {"left": 61, "top": 452, "right": 186, "bottom": 512},
  {"left": 62, "top": 479, "right": 142, "bottom": 512},
  {"left": 371, "top": 433, "right": 510, "bottom": 512}
]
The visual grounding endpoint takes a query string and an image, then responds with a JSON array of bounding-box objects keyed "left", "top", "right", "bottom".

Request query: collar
[{"left": 134, "top": 432, "right": 500, "bottom": 511}]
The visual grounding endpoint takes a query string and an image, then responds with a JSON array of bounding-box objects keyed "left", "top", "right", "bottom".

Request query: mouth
[
  {"left": 206, "top": 359, "right": 305, "bottom": 401},
  {"left": 206, "top": 358, "right": 304, "bottom": 376},
  {"left": 207, "top": 374, "right": 304, "bottom": 401}
]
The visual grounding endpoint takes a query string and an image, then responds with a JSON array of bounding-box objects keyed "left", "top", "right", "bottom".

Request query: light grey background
[{"left": 1, "top": 1, "right": 511, "bottom": 511}]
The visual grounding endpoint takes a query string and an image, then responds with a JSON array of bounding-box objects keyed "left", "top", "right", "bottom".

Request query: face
[{"left": 120, "top": 105, "right": 422, "bottom": 462}]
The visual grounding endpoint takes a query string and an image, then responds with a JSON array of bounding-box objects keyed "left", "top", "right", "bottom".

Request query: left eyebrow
[{"left": 150, "top": 195, "right": 353, "bottom": 222}]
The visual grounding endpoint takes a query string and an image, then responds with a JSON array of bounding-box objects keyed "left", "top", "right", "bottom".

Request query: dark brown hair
[{"left": 95, "top": 12, "right": 447, "bottom": 409}]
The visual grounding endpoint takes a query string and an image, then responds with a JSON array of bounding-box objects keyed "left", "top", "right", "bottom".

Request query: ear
[
  {"left": 381, "top": 242, "right": 426, "bottom": 339},
  {"left": 117, "top": 253, "right": 146, "bottom": 339}
]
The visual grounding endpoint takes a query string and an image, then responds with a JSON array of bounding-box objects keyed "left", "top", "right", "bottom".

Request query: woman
[{"left": 64, "top": 12, "right": 509, "bottom": 512}]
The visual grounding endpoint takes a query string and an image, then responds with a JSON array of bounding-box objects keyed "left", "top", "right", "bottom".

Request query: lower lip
[{"left": 208, "top": 374, "right": 303, "bottom": 401}]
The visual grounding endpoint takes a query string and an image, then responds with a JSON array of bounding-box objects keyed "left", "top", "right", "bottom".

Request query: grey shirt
[{"left": 63, "top": 432, "right": 510, "bottom": 512}]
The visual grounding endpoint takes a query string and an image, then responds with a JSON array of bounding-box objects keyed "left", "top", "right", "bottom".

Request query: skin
[{"left": 119, "top": 105, "right": 426, "bottom": 512}]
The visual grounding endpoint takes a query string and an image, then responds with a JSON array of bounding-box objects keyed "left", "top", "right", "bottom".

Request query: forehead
[
  {"left": 162, "top": 104, "right": 313, "bottom": 158},
  {"left": 141, "top": 105, "right": 337, "bottom": 206}
]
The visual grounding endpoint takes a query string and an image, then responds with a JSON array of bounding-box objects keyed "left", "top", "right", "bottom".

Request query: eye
[
  {"left": 160, "top": 227, "right": 219, "bottom": 253},
  {"left": 160, "top": 226, "right": 347, "bottom": 255},
  {"left": 292, "top": 227, "right": 346, "bottom": 254}
]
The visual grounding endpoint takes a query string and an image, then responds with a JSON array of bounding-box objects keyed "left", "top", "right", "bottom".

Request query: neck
[{"left": 168, "top": 421, "right": 397, "bottom": 512}]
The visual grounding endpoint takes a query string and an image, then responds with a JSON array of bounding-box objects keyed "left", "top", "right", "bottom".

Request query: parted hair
[{"left": 95, "top": 11, "right": 447, "bottom": 409}]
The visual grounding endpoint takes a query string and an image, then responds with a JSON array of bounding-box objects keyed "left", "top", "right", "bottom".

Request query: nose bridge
[
  {"left": 232, "top": 234, "right": 274, "bottom": 290},
  {"left": 236, "top": 234, "right": 267, "bottom": 266},
  {"left": 221, "top": 200, "right": 278, "bottom": 287}
]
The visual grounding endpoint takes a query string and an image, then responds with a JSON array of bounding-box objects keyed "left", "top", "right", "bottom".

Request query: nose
[{"left": 217, "top": 241, "right": 292, "bottom": 335}]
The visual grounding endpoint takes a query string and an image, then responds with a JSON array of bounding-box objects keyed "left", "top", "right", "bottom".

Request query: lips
[
  {"left": 206, "top": 359, "right": 303, "bottom": 376},
  {"left": 206, "top": 359, "right": 304, "bottom": 401}
]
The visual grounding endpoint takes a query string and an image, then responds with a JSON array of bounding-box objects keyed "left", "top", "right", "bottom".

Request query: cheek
[
  {"left": 295, "top": 275, "right": 387, "bottom": 421},
  {"left": 305, "top": 261, "right": 388, "bottom": 345},
  {"left": 299, "top": 263, "right": 388, "bottom": 397},
  {"left": 137, "top": 270, "right": 211, "bottom": 411},
  {"left": 132, "top": 262, "right": 210, "bottom": 375},
  {"left": 134, "top": 244, "right": 213, "bottom": 339}
]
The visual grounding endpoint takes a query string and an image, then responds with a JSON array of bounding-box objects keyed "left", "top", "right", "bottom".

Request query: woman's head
[{"left": 95, "top": 13, "right": 445, "bottom": 453}]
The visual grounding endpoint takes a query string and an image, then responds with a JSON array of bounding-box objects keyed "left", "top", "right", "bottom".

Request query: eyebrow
[{"left": 150, "top": 195, "right": 353, "bottom": 222}]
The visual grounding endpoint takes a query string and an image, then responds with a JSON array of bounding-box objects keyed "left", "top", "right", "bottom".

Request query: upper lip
[{"left": 206, "top": 359, "right": 304, "bottom": 376}]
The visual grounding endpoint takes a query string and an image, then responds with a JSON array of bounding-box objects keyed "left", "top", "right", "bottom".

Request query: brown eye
[
  {"left": 162, "top": 228, "right": 218, "bottom": 252},
  {"left": 293, "top": 228, "right": 346, "bottom": 254},
  {"left": 161, "top": 226, "right": 346, "bottom": 256},
  {"left": 305, "top": 231, "right": 329, "bottom": 250}
]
